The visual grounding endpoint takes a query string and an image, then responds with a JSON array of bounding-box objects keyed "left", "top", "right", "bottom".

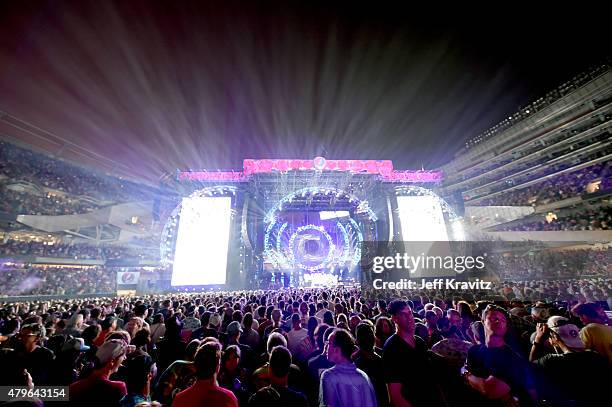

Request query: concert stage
[{"left": 160, "top": 157, "right": 462, "bottom": 290}]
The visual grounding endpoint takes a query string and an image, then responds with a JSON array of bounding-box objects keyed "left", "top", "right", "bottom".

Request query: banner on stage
[{"left": 116, "top": 272, "right": 140, "bottom": 285}]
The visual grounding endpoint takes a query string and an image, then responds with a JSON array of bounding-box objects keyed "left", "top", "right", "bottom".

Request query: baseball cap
[
  {"left": 96, "top": 339, "right": 127, "bottom": 365},
  {"left": 62, "top": 337, "right": 90, "bottom": 353},
  {"left": 227, "top": 321, "right": 243, "bottom": 336},
  {"left": 209, "top": 313, "right": 222, "bottom": 327},
  {"left": 547, "top": 316, "right": 584, "bottom": 349}
]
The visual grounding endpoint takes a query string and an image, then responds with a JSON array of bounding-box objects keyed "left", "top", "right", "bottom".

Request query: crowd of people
[
  {"left": 0, "top": 141, "right": 156, "bottom": 216},
  {"left": 487, "top": 248, "right": 611, "bottom": 280},
  {"left": 0, "top": 266, "right": 116, "bottom": 297},
  {"left": 0, "top": 284, "right": 610, "bottom": 407},
  {"left": 0, "top": 188, "right": 99, "bottom": 216},
  {"left": 477, "top": 161, "right": 610, "bottom": 207},
  {"left": 0, "top": 239, "right": 155, "bottom": 262},
  {"left": 499, "top": 207, "right": 612, "bottom": 231}
]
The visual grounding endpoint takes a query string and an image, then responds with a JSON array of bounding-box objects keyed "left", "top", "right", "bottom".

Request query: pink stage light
[
  {"left": 383, "top": 170, "right": 443, "bottom": 183},
  {"left": 179, "top": 159, "right": 441, "bottom": 182},
  {"left": 177, "top": 171, "right": 246, "bottom": 181}
]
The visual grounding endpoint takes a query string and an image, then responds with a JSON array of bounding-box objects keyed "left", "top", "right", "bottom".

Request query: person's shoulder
[
  {"left": 355, "top": 366, "right": 372, "bottom": 381},
  {"left": 533, "top": 352, "right": 561, "bottom": 367},
  {"left": 382, "top": 333, "right": 399, "bottom": 350},
  {"left": 36, "top": 346, "right": 55, "bottom": 358},
  {"left": 216, "top": 386, "right": 239, "bottom": 406},
  {"left": 319, "top": 365, "right": 334, "bottom": 380}
]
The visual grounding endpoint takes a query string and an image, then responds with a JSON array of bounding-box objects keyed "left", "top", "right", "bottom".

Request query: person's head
[
  {"left": 125, "top": 317, "right": 144, "bottom": 337},
  {"left": 572, "top": 302, "right": 605, "bottom": 325},
  {"left": 306, "top": 316, "right": 318, "bottom": 335},
  {"left": 227, "top": 321, "right": 243, "bottom": 341},
  {"left": 414, "top": 322, "right": 429, "bottom": 341},
  {"left": 389, "top": 300, "right": 414, "bottom": 335},
  {"left": 327, "top": 328, "right": 355, "bottom": 364},
  {"left": 267, "top": 332, "right": 288, "bottom": 354},
  {"left": 531, "top": 306, "right": 549, "bottom": 322},
  {"left": 291, "top": 313, "right": 301, "bottom": 328},
  {"left": 271, "top": 309, "right": 282, "bottom": 324},
  {"left": 374, "top": 316, "right": 394, "bottom": 346},
  {"left": 67, "top": 313, "right": 84, "bottom": 329},
  {"left": 19, "top": 323, "right": 45, "bottom": 350},
  {"left": 95, "top": 339, "right": 127, "bottom": 374},
  {"left": 249, "top": 386, "right": 282, "bottom": 407},
  {"left": 447, "top": 309, "right": 462, "bottom": 330},
  {"left": 456, "top": 301, "right": 473, "bottom": 318},
  {"left": 243, "top": 312, "right": 254, "bottom": 329},
  {"left": 355, "top": 323, "right": 375, "bottom": 351},
  {"left": 194, "top": 341, "right": 222, "bottom": 380},
  {"left": 208, "top": 313, "right": 222, "bottom": 330},
  {"left": 377, "top": 299, "right": 387, "bottom": 313},
  {"left": 323, "top": 310, "right": 335, "bottom": 326},
  {"left": 222, "top": 344, "right": 241, "bottom": 373},
  {"left": 269, "top": 345, "right": 292, "bottom": 382},
  {"left": 105, "top": 330, "right": 131, "bottom": 345},
  {"left": 134, "top": 304, "right": 147, "bottom": 318},
  {"left": 185, "top": 339, "right": 202, "bottom": 361},
  {"left": 470, "top": 321, "right": 485, "bottom": 345},
  {"left": 124, "top": 352, "right": 156, "bottom": 394},
  {"left": 299, "top": 302, "right": 308, "bottom": 316},
  {"left": 315, "top": 324, "right": 330, "bottom": 350},
  {"left": 152, "top": 314, "right": 164, "bottom": 325},
  {"left": 81, "top": 324, "right": 101, "bottom": 346},
  {"left": 101, "top": 316, "right": 117, "bottom": 332},
  {"left": 132, "top": 329, "right": 151, "bottom": 348},
  {"left": 546, "top": 316, "right": 585, "bottom": 351},
  {"left": 349, "top": 315, "right": 362, "bottom": 333},
  {"left": 481, "top": 304, "right": 508, "bottom": 342},
  {"left": 424, "top": 310, "right": 438, "bottom": 326}
]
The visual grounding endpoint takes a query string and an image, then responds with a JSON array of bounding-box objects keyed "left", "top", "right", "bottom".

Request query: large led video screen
[
  {"left": 171, "top": 196, "right": 232, "bottom": 286},
  {"left": 397, "top": 195, "right": 449, "bottom": 241}
]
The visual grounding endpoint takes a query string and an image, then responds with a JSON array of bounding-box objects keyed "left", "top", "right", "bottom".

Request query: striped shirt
[{"left": 319, "top": 362, "right": 377, "bottom": 407}]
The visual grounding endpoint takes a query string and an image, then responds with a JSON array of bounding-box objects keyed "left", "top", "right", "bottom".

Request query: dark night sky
[{"left": 0, "top": 1, "right": 609, "bottom": 183}]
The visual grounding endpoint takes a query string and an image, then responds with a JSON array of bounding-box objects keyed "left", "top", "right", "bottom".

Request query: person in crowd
[
  {"left": 383, "top": 299, "right": 447, "bottom": 407},
  {"left": 69, "top": 339, "right": 128, "bottom": 405},
  {"left": 251, "top": 346, "right": 308, "bottom": 407},
  {"left": 120, "top": 351, "right": 157, "bottom": 407},
  {"left": 353, "top": 323, "right": 388, "bottom": 407},
  {"left": 94, "top": 316, "right": 117, "bottom": 347},
  {"left": 149, "top": 314, "right": 166, "bottom": 344},
  {"left": 240, "top": 312, "right": 261, "bottom": 350},
  {"left": 287, "top": 313, "right": 309, "bottom": 358},
  {"left": 218, "top": 344, "right": 250, "bottom": 405},
  {"left": 152, "top": 338, "right": 201, "bottom": 406},
  {"left": 374, "top": 317, "right": 393, "bottom": 354},
  {"left": 295, "top": 316, "right": 319, "bottom": 365},
  {"left": 81, "top": 323, "right": 102, "bottom": 350},
  {"left": 171, "top": 341, "right": 238, "bottom": 407},
  {"left": 320, "top": 328, "right": 376, "bottom": 407},
  {"left": 464, "top": 304, "right": 537, "bottom": 406},
  {"left": 430, "top": 317, "right": 473, "bottom": 371},
  {"left": 572, "top": 302, "right": 612, "bottom": 363},
  {"left": 14, "top": 323, "right": 55, "bottom": 386},
  {"left": 156, "top": 316, "right": 186, "bottom": 374},
  {"left": 63, "top": 313, "right": 85, "bottom": 337},
  {"left": 53, "top": 337, "right": 90, "bottom": 385},
  {"left": 226, "top": 320, "right": 255, "bottom": 373},
  {"left": 529, "top": 316, "right": 609, "bottom": 406}
]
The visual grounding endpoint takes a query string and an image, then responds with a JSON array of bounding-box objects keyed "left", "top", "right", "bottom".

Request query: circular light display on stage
[
  {"left": 288, "top": 225, "right": 335, "bottom": 271},
  {"left": 263, "top": 187, "right": 370, "bottom": 272}
]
